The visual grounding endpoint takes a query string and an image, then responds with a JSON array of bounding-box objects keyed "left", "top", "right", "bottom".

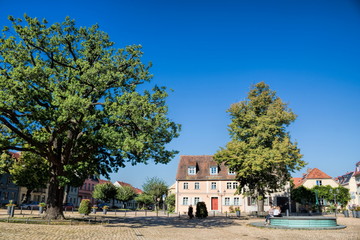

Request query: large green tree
[
  {"left": 142, "top": 177, "right": 168, "bottom": 211},
  {"left": 134, "top": 193, "right": 154, "bottom": 209},
  {"left": 92, "top": 182, "right": 118, "bottom": 206},
  {"left": 116, "top": 185, "right": 137, "bottom": 207},
  {"left": 0, "top": 15, "right": 180, "bottom": 219},
  {"left": 214, "top": 82, "right": 305, "bottom": 212}
]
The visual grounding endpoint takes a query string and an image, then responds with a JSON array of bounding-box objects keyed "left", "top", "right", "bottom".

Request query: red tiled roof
[
  {"left": 114, "top": 181, "right": 143, "bottom": 194},
  {"left": 305, "top": 168, "right": 332, "bottom": 179},
  {"left": 98, "top": 179, "right": 111, "bottom": 184},
  {"left": 9, "top": 152, "right": 21, "bottom": 159},
  {"left": 292, "top": 177, "right": 303, "bottom": 188},
  {"left": 176, "top": 155, "right": 236, "bottom": 181}
]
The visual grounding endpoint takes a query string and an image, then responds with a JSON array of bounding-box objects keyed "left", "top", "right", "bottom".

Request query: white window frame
[
  {"left": 194, "top": 197, "right": 200, "bottom": 205},
  {"left": 194, "top": 182, "right": 200, "bottom": 190},
  {"left": 210, "top": 166, "right": 218, "bottom": 175},
  {"left": 211, "top": 182, "right": 217, "bottom": 190},
  {"left": 183, "top": 197, "right": 189, "bottom": 205},
  {"left": 227, "top": 182, "right": 232, "bottom": 189},
  {"left": 316, "top": 180, "right": 322, "bottom": 186},
  {"left": 228, "top": 169, "right": 235, "bottom": 175},
  {"left": 233, "top": 182, "right": 238, "bottom": 189},
  {"left": 224, "top": 197, "right": 230, "bottom": 206},
  {"left": 234, "top": 197, "right": 240, "bottom": 206},
  {"left": 188, "top": 166, "right": 196, "bottom": 175},
  {"left": 183, "top": 182, "right": 188, "bottom": 190}
]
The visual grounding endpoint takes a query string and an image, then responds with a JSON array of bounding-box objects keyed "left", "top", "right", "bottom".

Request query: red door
[{"left": 211, "top": 197, "right": 218, "bottom": 210}]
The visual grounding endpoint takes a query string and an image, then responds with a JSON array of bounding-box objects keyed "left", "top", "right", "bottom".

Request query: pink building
[{"left": 175, "top": 155, "right": 243, "bottom": 214}]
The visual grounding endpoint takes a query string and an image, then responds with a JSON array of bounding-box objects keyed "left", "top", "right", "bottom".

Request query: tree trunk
[{"left": 44, "top": 164, "right": 65, "bottom": 220}]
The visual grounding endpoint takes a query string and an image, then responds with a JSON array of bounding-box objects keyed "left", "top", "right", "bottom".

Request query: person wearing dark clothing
[{"left": 188, "top": 205, "right": 194, "bottom": 219}]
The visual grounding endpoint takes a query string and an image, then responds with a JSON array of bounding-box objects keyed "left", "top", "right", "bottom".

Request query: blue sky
[{"left": 1, "top": 0, "right": 360, "bottom": 189}]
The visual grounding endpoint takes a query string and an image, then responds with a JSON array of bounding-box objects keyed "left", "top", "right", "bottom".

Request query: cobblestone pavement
[{"left": 0, "top": 210, "right": 359, "bottom": 240}]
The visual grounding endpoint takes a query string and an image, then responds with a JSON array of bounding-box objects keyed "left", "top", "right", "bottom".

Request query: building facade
[
  {"left": 78, "top": 177, "right": 99, "bottom": 205},
  {"left": 175, "top": 155, "right": 279, "bottom": 214},
  {"left": 0, "top": 173, "right": 20, "bottom": 206}
]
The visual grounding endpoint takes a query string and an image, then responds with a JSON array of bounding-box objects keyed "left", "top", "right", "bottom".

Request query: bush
[
  {"left": 78, "top": 199, "right": 91, "bottom": 215},
  {"left": 195, "top": 202, "right": 208, "bottom": 219}
]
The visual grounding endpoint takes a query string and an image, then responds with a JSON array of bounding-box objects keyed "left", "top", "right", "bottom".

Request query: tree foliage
[
  {"left": 92, "top": 182, "right": 118, "bottom": 203},
  {"left": 291, "top": 185, "right": 315, "bottom": 205},
  {"left": 165, "top": 193, "right": 175, "bottom": 212},
  {"left": 214, "top": 82, "right": 305, "bottom": 211},
  {"left": 0, "top": 151, "right": 49, "bottom": 203},
  {"left": 116, "top": 185, "right": 136, "bottom": 202},
  {"left": 0, "top": 15, "right": 180, "bottom": 219},
  {"left": 78, "top": 199, "right": 91, "bottom": 215},
  {"left": 10, "top": 152, "right": 49, "bottom": 203},
  {"left": 142, "top": 177, "right": 168, "bottom": 210},
  {"left": 291, "top": 185, "right": 351, "bottom": 208},
  {"left": 135, "top": 193, "right": 155, "bottom": 209}
]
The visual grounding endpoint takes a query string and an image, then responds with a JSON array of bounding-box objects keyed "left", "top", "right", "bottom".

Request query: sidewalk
[{"left": 0, "top": 209, "right": 359, "bottom": 240}]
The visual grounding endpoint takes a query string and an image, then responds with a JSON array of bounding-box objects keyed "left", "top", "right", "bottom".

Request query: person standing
[{"left": 188, "top": 205, "right": 194, "bottom": 219}]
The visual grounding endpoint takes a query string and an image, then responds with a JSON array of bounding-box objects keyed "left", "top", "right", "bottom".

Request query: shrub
[
  {"left": 78, "top": 199, "right": 91, "bottom": 215},
  {"left": 195, "top": 201, "right": 208, "bottom": 219}
]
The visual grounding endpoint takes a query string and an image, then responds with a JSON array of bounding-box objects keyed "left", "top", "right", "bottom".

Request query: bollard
[
  {"left": 145, "top": 209, "right": 147, "bottom": 217},
  {"left": 30, "top": 206, "right": 33, "bottom": 215}
]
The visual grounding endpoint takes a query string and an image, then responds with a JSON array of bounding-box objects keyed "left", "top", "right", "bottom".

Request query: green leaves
[
  {"left": 0, "top": 15, "right": 180, "bottom": 218},
  {"left": 215, "top": 82, "right": 305, "bottom": 201}
]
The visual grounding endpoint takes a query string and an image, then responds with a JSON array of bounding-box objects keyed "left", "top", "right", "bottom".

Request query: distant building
[
  {"left": 292, "top": 168, "right": 339, "bottom": 211},
  {"left": 63, "top": 185, "right": 79, "bottom": 206},
  {"left": 113, "top": 181, "right": 143, "bottom": 209},
  {"left": 175, "top": 155, "right": 282, "bottom": 214},
  {"left": 0, "top": 173, "right": 20, "bottom": 206},
  {"left": 336, "top": 162, "right": 360, "bottom": 207},
  {"left": 78, "top": 177, "right": 99, "bottom": 205}
]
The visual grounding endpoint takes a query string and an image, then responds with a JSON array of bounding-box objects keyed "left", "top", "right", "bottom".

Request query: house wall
[
  {"left": 176, "top": 180, "right": 243, "bottom": 214},
  {"left": 78, "top": 178, "right": 99, "bottom": 205},
  {"left": 302, "top": 179, "right": 339, "bottom": 188},
  {"left": 18, "top": 185, "right": 48, "bottom": 203}
]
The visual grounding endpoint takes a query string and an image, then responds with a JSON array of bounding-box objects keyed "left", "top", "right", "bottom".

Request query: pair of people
[{"left": 265, "top": 206, "right": 282, "bottom": 225}]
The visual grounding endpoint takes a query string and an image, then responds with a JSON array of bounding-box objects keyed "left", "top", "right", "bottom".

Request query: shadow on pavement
[{"left": 103, "top": 216, "right": 243, "bottom": 229}]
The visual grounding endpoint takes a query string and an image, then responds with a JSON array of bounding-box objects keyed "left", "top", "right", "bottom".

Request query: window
[
  {"left": 183, "top": 197, "right": 189, "bottom": 205},
  {"left": 188, "top": 166, "right": 196, "bottom": 175},
  {"left": 248, "top": 197, "right": 256, "bottom": 206},
  {"left": 183, "top": 182, "right": 188, "bottom": 190},
  {"left": 210, "top": 166, "right": 218, "bottom": 175},
  {"left": 227, "top": 182, "right": 232, "bottom": 189},
  {"left": 228, "top": 169, "right": 235, "bottom": 175},
  {"left": 234, "top": 197, "right": 240, "bottom": 206},
  {"left": 194, "top": 182, "right": 200, "bottom": 190},
  {"left": 233, "top": 182, "right": 238, "bottom": 189},
  {"left": 194, "top": 197, "right": 200, "bottom": 205},
  {"left": 316, "top": 180, "right": 322, "bottom": 186},
  {"left": 224, "top": 197, "right": 230, "bottom": 206},
  {"left": 211, "top": 182, "right": 217, "bottom": 190}
]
